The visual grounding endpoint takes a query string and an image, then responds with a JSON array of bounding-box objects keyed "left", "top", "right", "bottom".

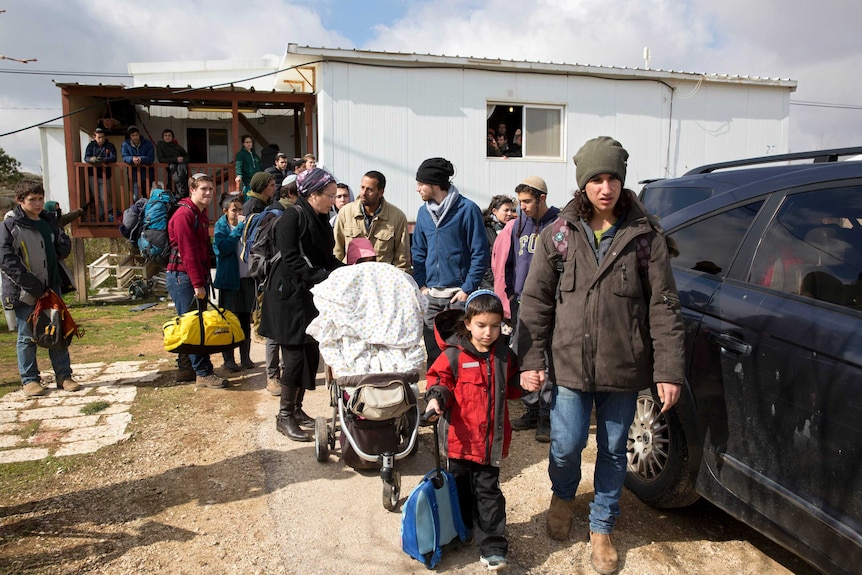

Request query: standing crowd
[{"left": 1, "top": 135, "right": 685, "bottom": 574}]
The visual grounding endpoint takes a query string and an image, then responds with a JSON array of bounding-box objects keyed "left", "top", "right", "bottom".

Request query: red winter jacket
[
  {"left": 426, "top": 309, "right": 523, "bottom": 467},
  {"left": 167, "top": 198, "right": 212, "bottom": 289}
]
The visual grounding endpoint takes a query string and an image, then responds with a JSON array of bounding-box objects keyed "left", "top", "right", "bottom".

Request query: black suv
[{"left": 626, "top": 148, "right": 862, "bottom": 575}]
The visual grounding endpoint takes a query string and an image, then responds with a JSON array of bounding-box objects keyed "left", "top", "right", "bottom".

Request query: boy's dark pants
[{"left": 448, "top": 458, "right": 508, "bottom": 558}]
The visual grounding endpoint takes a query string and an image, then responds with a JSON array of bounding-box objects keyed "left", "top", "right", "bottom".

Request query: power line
[
  {"left": 790, "top": 99, "right": 862, "bottom": 110},
  {"left": 0, "top": 68, "right": 131, "bottom": 77}
]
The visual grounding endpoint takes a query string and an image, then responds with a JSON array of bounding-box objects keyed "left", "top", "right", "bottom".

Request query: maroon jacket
[{"left": 167, "top": 198, "right": 212, "bottom": 289}]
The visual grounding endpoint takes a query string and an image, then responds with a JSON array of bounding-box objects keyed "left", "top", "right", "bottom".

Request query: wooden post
[{"left": 72, "top": 237, "right": 87, "bottom": 303}]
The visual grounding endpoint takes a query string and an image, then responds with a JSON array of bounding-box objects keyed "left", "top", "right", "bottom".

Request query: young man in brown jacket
[{"left": 518, "top": 137, "right": 685, "bottom": 574}]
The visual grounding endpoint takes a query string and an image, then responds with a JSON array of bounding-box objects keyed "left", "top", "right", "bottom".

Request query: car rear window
[{"left": 640, "top": 185, "right": 713, "bottom": 218}]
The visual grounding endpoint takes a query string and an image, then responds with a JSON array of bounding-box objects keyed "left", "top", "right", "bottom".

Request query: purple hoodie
[{"left": 492, "top": 206, "right": 561, "bottom": 319}]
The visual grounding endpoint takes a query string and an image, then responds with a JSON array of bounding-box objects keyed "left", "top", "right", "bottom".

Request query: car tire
[{"left": 625, "top": 388, "right": 699, "bottom": 508}]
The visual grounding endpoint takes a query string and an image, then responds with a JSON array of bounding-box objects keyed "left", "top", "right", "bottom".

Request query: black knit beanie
[
  {"left": 416, "top": 157, "right": 455, "bottom": 186},
  {"left": 573, "top": 137, "right": 629, "bottom": 190}
]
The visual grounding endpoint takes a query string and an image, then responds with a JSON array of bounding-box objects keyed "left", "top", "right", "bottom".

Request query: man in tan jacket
[{"left": 333, "top": 170, "right": 411, "bottom": 272}]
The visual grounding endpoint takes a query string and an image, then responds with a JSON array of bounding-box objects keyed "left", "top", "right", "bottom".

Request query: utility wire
[
  {"left": 0, "top": 68, "right": 131, "bottom": 77},
  {"left": 790, "top": 100, "right": 862, "bottom": 110}
]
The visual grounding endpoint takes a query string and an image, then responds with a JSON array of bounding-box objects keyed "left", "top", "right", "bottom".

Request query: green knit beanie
[
  {"left": 250, "top": 171, "right": 274, "bottom": 194},
  {"left": 573, "top": 136, "right": 629, "bottom": 190}
]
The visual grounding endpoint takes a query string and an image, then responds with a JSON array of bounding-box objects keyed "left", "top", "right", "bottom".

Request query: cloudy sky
[{"left": 1, "top": 0, "right": 860, "bottom": 173}]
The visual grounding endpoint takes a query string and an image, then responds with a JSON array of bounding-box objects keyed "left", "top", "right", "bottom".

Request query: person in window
[
  {"left": 496, "top": 133, "right": 510, "bottom": 157},
  {"left": 517, "top": 137, "right": 684, "bottom": 574},
  {"left": 121, "top": 126, "right": 155, "bottom": 203},
  {"left": 508, "top": 129, "right": 523, "bottom": 158},
  {"left": 487, "top": 128, "right": 502, "bottom": 157},
  {"left": 83, "top": 127, "right": 117, "bottom": 221},
  {"left": 234, "top": 134, "right": 261, "bottom": 199},
  {"left": 156, "top": 128, "right": 189, "bottom": 198}
]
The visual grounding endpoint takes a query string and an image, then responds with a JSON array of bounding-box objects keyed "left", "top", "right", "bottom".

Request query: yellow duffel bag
[{"left": 163, "top": 298, "right": 244, "bottom": 355}]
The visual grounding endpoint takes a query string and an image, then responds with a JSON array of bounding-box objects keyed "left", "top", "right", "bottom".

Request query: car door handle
[{"left": 709, "top": 332, "right": 752, "bottom": 356}]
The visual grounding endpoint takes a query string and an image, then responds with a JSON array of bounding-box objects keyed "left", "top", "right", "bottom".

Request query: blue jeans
[
  {"left": 166, "top": 271, "right": 213, "bottom": 376},
  {"left": 15, "top": 300, "right": 72, "bottom": 385},
  {"left": 548, "top": 385, "right": 637, "bottom": 534}
]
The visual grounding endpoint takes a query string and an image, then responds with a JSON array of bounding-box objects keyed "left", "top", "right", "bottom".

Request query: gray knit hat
[
  {"left": 573, "top": 137, "right": 628, "bottom": 190},
  {"left": 250, "top": 171, "right": 274, "bottom": 193}
]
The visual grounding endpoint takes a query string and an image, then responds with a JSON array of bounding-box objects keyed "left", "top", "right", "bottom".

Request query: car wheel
[{"left": 625, "top": 388, "right": 699, "bottom": 508}]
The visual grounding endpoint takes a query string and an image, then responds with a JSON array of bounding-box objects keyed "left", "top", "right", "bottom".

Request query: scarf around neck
[{"left": 425, "top": 185, "right": 460, "bottom": 227}]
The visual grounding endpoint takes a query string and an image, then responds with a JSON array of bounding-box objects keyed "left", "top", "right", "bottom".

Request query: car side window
[
  {"left": 668, "top": 201, "right": 763, "bottom": 276},
  {"left": 748, "top": 186, "right": 862, "bottom": 310}
]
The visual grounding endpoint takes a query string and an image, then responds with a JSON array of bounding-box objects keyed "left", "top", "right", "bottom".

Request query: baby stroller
[
  {"left": 315, "top": 367, "right": 420, "bottom": 510},
  {"left": 306, "top": 262, "right": 427, "bottom": 511}
]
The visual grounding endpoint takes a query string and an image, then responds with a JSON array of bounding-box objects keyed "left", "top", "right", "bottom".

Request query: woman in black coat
[{"left": 258, "top": 168, "right": 343, "bottom": 441}]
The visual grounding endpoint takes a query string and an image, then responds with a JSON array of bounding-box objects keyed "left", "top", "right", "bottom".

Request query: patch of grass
[
  {"left": 19, "top": 421, "right": 40, "bottom": 439},
  {"left": 0, "top": 300, "right": 175, "bottom": 384},
  {"left": 81, "top": 401, "right": 110, "bottom": 415},
  {"left": 0, "top": 380, "right": 18, "bottom": 401},
  {"left": 0, "top": 455, "right": 88, "bottom": 498}
]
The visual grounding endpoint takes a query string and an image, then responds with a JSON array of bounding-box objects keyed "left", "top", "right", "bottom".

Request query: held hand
[
  {"left": 193, "top": 287, "right": 207, "bottom": 300},
  {"left": 656, "top": 383, "right": 681, "bottom": 413},
  {"left": 520, "top": 370, "right": 544, "bottom": 393},
  {"left": 419, "top": 287, "right": 429, "bottom": 296},
  {"left": 425, "top": 398, "right": 442, "bottom": 423},
  {"left": 450, "top": 290, "right": 468, "bottom": 304}
]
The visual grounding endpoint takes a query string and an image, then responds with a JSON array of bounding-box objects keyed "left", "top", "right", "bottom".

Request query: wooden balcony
[{"left": 70, "top": 162, "right": 235, "bottom": 237}]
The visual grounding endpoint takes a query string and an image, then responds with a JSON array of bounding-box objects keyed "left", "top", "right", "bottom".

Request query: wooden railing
[{"left": 70, "top": 162, "right": 235, "bottom": 237}]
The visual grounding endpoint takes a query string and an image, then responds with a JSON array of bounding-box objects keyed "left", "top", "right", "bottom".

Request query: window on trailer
[{"left": 486, "top": 103, "right": 563, "bottom": 159}]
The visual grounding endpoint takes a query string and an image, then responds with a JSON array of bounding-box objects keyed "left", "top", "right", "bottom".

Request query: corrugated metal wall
[{"left": 318, "top": 62, "right": 791, "bottom": 220}]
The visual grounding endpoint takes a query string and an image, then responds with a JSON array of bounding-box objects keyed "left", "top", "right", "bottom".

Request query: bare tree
[{"left": 0, "top": 10, "right": 38, "bottom": 64}]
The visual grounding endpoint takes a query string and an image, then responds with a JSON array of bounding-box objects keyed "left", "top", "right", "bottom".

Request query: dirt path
[{"left": 0, "top": 339, "right": 818, "bottom": 574}]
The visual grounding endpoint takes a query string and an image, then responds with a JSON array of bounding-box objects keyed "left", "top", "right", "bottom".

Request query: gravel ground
[{"left": 0, "top": 339, "right": 819, "bottom": 574}]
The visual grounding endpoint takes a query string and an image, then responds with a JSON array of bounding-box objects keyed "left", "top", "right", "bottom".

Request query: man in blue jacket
[
  {"left": 411, "top": 157, "right": 489, "bottom": 366},
  {"left": 121, "top": 125, "right": 155, "bottom": 203}
]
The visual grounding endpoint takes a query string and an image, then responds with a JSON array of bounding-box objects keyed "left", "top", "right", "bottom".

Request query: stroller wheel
[
  {"left": 314, "top": 416, "right": 329, "bottom": 462},
  {"left": 382, "top": 470, "right": 401, "bottom": 512}
]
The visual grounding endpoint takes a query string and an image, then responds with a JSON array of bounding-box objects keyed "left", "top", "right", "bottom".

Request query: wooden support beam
[
  {"left": 237, "top": 113, "right": 269, "bottom": 148},
  {"left": 72, "top": 238, "right": 87, "bottom": 303}
]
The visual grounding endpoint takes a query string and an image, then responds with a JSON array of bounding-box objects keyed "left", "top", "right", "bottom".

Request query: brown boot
[
  {"left": 589, "top": 532, "right": 618, "bottom": 574},
  {"left": 546, "top": 494, "right": 577, "bottom": 541}
]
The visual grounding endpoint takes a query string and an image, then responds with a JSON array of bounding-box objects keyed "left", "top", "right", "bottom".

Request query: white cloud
[{"left": 2, "top": 0, "right": 860, "bottom": 172}]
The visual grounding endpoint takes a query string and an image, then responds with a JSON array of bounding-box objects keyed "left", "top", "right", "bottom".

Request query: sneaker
[
  {"left": 176, "top": 368, "right": 196, "bottom": 383},
  {"left": 480, "top": 555, "right": 508, "bottom": 571},
  {"left": 196, "top": 373, "right": 229, "bottom": 389},
  {"left": 266, "top": 377, "right": 282, "bottom": 397},
  {"left": 535, "top": 416, "right": 550, "bottom": 443},
  {"left": 510, "top": 410, "right": 539, "bottom": 431},
  {"left": 22, "top": 382, "right": 46, "bottom": 397},
  {"left": 60, "top": 379, "right": 82, "bottom": 392}
]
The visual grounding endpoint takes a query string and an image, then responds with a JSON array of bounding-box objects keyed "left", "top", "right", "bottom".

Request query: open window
[{"left": 486, "top": 103, "right": 563, "bottom": 159}]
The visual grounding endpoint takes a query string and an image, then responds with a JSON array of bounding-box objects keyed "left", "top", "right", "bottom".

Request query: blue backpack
[
  {"left": 400, "top": 407, "right": 467, "bottom": 569},
  {"left": 137, "top": 188, "right": 178, "bottom": 266}
]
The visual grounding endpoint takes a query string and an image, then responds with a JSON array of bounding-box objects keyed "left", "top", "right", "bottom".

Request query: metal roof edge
[{"left": 286, "top": 44, "right": 797, "bottom": 89}]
